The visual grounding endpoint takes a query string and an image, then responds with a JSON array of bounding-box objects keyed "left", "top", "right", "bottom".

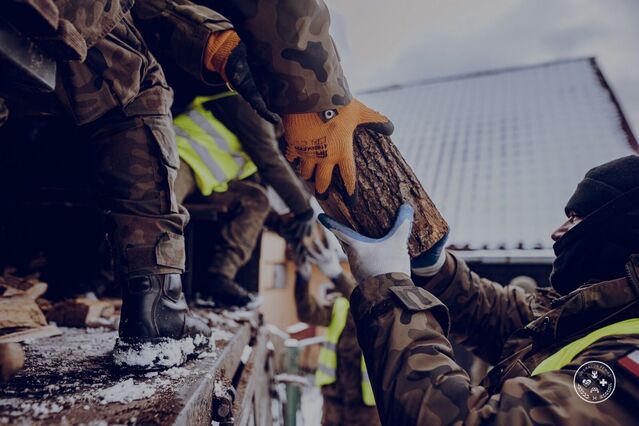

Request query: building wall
[{"left": 258, "top": 231, "right": 336, "bottom": 330}]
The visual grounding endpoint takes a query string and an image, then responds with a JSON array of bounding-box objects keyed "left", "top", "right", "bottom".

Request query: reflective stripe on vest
[
  {"left": 315, "top": 296, "right": 376, "bottom": 406},
  {"left": 174, "top": 94, "right": 257, "bottom": 196},
  {"left": 361, "top": 355, "right": 375, "bottom": 406},
  {"left": 531, "top": 317, "right": 639, "bottom": 376}
]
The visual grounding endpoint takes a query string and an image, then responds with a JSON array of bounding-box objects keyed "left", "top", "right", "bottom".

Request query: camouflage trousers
[
  {"left": 175, "top": 161, "right": 269, "bottom": 280},
  {"left": 321, "top": 398, "right": 381, "bottom": 426},
  {"left": 87, "top": 113, "right": 188, "bottom": 278}
]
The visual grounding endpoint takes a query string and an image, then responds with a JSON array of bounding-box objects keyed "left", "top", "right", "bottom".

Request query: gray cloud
[{"left": 326, "top": 0, "right": 639, "bottom": 133}]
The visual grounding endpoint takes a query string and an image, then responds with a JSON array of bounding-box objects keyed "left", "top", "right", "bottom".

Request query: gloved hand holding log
[
  {"left": 282, "top": 98, "right": 394, "bottom": 196},
  {"left": 290, "top": 122, "right": 449, "bottom": 259}
]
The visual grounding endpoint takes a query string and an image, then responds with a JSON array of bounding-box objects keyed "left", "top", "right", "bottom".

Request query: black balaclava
[{"left": 550, "top": 155, "right": 639, "bottom": 295}]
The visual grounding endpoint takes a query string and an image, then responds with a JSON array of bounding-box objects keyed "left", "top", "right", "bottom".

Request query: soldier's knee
[{"left": 239, "top": 183, "right": 270, "bottom": 214}]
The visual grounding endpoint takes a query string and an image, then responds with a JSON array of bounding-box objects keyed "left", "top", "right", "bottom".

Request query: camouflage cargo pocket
[
  {"left": 155, "top": 232, "right": 186, "bottom": 271},
  {"left": 100, "top": 16, "right": 147, "bottom": 108},
  {"left": 144, "top": 116, "right": 180, "bottom": 214}
]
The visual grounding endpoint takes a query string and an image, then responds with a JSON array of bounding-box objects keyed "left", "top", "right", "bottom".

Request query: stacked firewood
[
  {"left": 0, "top": 272, "right": 58, "bottom": 382},
  {"left": 47, "top": 297, "right": 120, "bottom": 329},
  {"left": 0, "top": 272, "right": 60, "bottom": 344},
  {"left": 0, "top": 270, "right": 122, "bottom": 382}
]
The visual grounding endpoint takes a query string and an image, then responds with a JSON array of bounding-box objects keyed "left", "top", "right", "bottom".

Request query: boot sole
[{"left": 113, "top": 335, "right": 210, "bottom": 371}]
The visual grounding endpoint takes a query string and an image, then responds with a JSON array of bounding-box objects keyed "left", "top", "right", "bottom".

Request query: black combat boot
[
  {"left": 195, "top": 274, "right": 263, "bottom": 310},
  {"left": 114, "top": 274, "right": 212, "bottom": 370}
]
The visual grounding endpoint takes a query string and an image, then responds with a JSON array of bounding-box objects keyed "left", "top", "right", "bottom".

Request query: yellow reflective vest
[
  {"left": 174, "top": 94, "right": 257, "bottom": 196},
  {"left": 315, "top": 297, "right": 375, "bottom": 406},
  {"left": 532, "top": 317, "right": 639, "bottom": 376}
]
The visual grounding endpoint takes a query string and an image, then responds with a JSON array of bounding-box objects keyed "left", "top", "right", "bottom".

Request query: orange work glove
[
  {"left": 283, "top": 98, "right": 394, "bottom": 196},
  {"left": 203, "top": 30, "right": 279, "bottom": 124}
]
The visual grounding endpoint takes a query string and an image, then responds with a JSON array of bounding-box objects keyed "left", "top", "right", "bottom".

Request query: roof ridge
[{"left": 357, "top": 56, "right": 595, "bottom": 95}]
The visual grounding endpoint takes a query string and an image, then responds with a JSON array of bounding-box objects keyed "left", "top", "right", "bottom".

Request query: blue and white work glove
[
  {"left": 410, "top": 233, "right": 448, "bottom": 277},
  {"left": 307, "top": 238, "right": 343, "bottom": 279},
  {"left": 318, "top": 204, "right": 414, "bottom": 283},
  {"left": 295, "top": 258, "right": 313, "bottom": 282}
]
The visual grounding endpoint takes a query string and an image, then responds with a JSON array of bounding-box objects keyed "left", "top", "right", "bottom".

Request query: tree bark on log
[{"left": 314, "top": 129, "right": 448, "bottom": 258}]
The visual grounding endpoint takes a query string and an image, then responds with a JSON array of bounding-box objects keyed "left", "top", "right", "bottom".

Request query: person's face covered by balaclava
[{"left": 550, "top": 155, "right": 639, "bottom": 295}]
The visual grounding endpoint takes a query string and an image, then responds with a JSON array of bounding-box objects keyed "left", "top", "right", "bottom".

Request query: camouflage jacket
[
  {"left": 132, "top": 0, "right": 232, "bottom": 92},
  {"left": 6, "top": 0, "right": 173, "bottom": 125},
  {"left": 54, "top": 11, "right": 172, "bottom": 125},
  {"left": 294, "top": 271, "right": 374, "bottom": 406},
  {"left": 133, "top": 0, "right": 352, "bottom": 113},
  {"left": 52, "top": 0, "right": 134, "bottom": 50},
  {"left": 350, "top": 252, "right": 639, "bottom": 425}
]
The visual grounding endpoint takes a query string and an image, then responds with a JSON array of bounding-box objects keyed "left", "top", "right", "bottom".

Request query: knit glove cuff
[{"left": 204, "top": 30, "right": 240, "bottom": 80}]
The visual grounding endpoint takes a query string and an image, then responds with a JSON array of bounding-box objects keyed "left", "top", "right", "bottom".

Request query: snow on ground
[
  {"left": 0, "top": 318, "right": 243, "bottom": 423},
  {"left": 98, "top": 379, "right": 155, "bottom": 404},
  {"left": 2, "top": 367, "right": 198, "bottom": 421},
  {"left": 210, "top": 328, "right": 234, "bottom": 342},
  {"left": 19, "top": 401, "right": 63, "bottom": 418},
  {"left": 161, "top": 366, "right": 192, "bottom": 380},
  {"left": 1, "top": 397, "right": 67, "bottom": 420},
  {"left": 213, "top": 379, "right": 229, "bottom": 397},
  {"left": 222, "top": 310, "right": 256, "bottom": 324},
  {"left": 202, "top": 311, "right": 239, "bottom": 329},
  {"left": 0, "top": 328, "right": 214, "bottom": 422},
  {"left": 112, "top": 337, "right": 196, "bottom": 369}
]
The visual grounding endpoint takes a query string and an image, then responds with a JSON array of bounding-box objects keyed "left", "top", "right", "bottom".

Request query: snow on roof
[{"left": 358, "top": 58, "right": 638, "bottom": 254}]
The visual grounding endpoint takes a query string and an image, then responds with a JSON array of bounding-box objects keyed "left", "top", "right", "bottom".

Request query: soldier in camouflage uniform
[
  {"left": 131, "top": 0, "right": 392, "bottom": 303},
  {"left": 133, "top": 0, "right": 351, "bottom": 114},
  {"left": 319, "top": 156, "right": 639, "bottom": 425},
  {"left": 134, "top": 0, "right": 346, "bottom": 308},
  {"left": 2, "top": 0, "right": 213, "bottom": 368},
  {"left": 4, "top": 0, "right": 382, "bottom": 367},
  {"left": 133, "top": 0, "right": 394, "bottom": 199}
]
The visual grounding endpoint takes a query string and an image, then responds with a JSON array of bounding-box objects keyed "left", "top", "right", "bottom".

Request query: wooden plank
[
  {"left": 174, "top": 322, "right": 251, "bottom": 426},
  {"left": 254, "top": 349, "right": 274, "bottom": 426},
  {"left": 46, "top": 298, "right": 117, "bottom": 328},
  {"left": 0, "top": 311, "right": 260, "bottom": 425},
  {"left": 0, "top": 275, "right": 47, "bottom": 299},
  {"left": 0, "top": 275, "right": 48, "bottom": 332},
  {"left": 234, "top": 327, "right": 271, "bottom": 426},
  {"left": 0, "top": 324, "right": 61, "bottom": 343}
]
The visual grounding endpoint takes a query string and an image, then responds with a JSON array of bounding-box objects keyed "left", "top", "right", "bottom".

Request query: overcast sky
[{"left": 326, "top": 0, "right": 639, "bottom": 134}]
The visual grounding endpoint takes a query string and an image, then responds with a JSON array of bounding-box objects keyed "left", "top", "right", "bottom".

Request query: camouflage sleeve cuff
[
  {"left": 350, "top": 273, "right": 451, "bottom": 335},
  {"left": 412, "top": 251, "right": 459, "bottom": 295},
  {"left": 181, "top": 21, "right": 233, "bottom": 84},
  {"left": 133, "top": 0, "right": 234, "bottom": 83}
]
